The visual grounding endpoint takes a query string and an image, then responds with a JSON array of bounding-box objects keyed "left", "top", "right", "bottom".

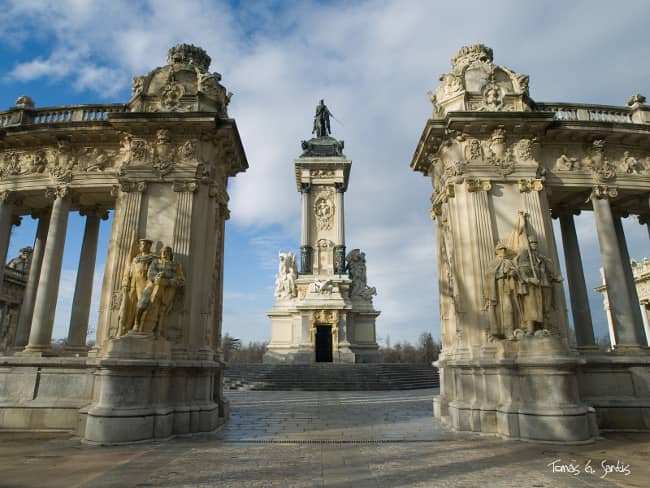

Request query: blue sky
[{"left": 2, "top": 0, "right": 649, "bottom": 345}]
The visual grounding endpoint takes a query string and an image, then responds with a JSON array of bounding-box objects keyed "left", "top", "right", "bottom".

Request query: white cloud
[{"left": 2, "top": 0, "right": 649, "bottom": 346}]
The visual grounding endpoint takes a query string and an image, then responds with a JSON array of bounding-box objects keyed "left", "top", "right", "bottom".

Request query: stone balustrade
[
  {"left": 535, "top": 102, "right": 637, "bottom": 123},
  {"left": 0, "top": 103, "right": 128, "bottom": 128}
]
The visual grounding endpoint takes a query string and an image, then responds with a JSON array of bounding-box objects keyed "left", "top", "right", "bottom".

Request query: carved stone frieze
[
  {"left": 583, "top": 139, "right": 616, "bottom": 182},
  {"left": 310, "top": 169, "right": 335, "bottom": 177}
]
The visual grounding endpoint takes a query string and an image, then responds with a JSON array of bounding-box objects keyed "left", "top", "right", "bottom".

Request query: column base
[
  {"left": 16, "top": 345, "right": 55, "bottom": 357},
  {"left": 612, "top": 344, "right": 650, "bottom": 354}
]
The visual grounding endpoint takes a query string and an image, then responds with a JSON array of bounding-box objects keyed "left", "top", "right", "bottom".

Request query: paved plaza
[{"left": 1, "top": 389, "right": 649, "bottom": 487}]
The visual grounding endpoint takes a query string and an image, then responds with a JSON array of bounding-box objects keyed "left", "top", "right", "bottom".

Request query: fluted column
[
  {"left": 23, "top": 187, "right": 71, "bottom": 355},
  {"left": 334, "top": 182, "right": 346, "bottom": 274},
  {"left": 591, "top": 187, "right": 646, "bottom": 348},
  {"left": 95, "top": 182, "right": 145, "bottom": 348},
  {"left": 64, "top": 208, "right": 107, "bottom": 355},
  {"left": 13, "top": 211, "right": 50, "bottom": 350},
  {"left": 557, "top": 210, "right": 596, "bottom": 348},
  {"left": 0, "top": 191, "right": 17, "bottom": 288},
  {"left": 300, "top": 183, "right": 313, "bottom": 274}
]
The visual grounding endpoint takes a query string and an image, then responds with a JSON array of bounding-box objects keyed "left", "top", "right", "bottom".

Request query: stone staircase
[{"left": 223, "top": 363, "right": 440, "bottom": 391}]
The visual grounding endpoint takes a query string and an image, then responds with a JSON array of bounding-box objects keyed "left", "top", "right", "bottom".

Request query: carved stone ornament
[
  {"left": 584, "top": 139, "right": 615, "bottom": 182},
  {"left": 310, "top": 169, "right": 335, "bottom": 177},
  {"left": 518, "top": 178, "right": 544, "bottom": 193},
  {"left": 132, "top": 76, "right": 145, "bottom": 97},
  {"left": 465, "top": 179, "right": 492, "bottom": 192},
  {"left": 274, "top": 251, "right": 298, "bottom": 300},
  {"left": 435, "top": 73, "right": 464, "bottom": 102},
  {"left": 464, "top": 138, "right": 484, "bottom": 161},
  {"left": 591, "top": 184, "right": 618, "bottom": 199},
  {"left": 153, "top": 129, "right": 176, "bottom": 175},
  {"left": 450, "top": 44, "right": 494, "bottom": 74},
  {"left": 172, "top": 180, "right": 198, "bottom": 193},
  {"left": 477, "top": 81, "right": 504, "bottom": 111},
  {"left": 619, "top": 151, "right": 642, "bottom": 174},
  {"left": 314, "top": 188, "right": 335, "bottom": 231},
  {"left": 345, "top": 249, "right": 377, "bottom": 301},
  {"left": 555, "top": 153, "right": 579, "bottom": 171},
  {"left": 160, "top": 71, "right": 185, "bottom": 111},
  {"left": 308, "top": 279, "right": 335, "bottom": 295},
  {"left": 45, "top": 185, "right": 70, "bottom": 200},
  {"left": 167, "top": 43, "right": 212, "bottom": 72}
]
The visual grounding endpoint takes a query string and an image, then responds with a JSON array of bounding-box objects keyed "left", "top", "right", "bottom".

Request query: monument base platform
[{"left": 0, "top": 353, "right": 228, "bottom": 445}]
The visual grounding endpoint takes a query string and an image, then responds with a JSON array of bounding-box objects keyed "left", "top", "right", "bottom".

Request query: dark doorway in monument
[{"left": 315, "top": 325, "right": 333, "bottom": 362}]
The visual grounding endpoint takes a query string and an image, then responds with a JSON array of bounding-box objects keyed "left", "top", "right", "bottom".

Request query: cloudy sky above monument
[{"left": 1, "top": 0, "right": 649, "bottom": 345}]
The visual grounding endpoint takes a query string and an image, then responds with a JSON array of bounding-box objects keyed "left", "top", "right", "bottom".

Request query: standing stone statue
[
  {"left": 346, "top": 249, "right": 377, "bottom": 301},
  {"left": 485, "top": 242, "right": 519, "bottom": 340},
  {"left": 135, "top": 246, "right": 185, "bottom": 337},
  {"left": 274, "top": 251, "right": 298, "bottom": 299},
  {"left": 118, "top": 238, "right": 155, "bottom": 336},
  {"left": 313, "top": 99, "right": 332, "bottom": 137},
  {"left": 515, "top": 237, "right": 561, "bottom": 335}
]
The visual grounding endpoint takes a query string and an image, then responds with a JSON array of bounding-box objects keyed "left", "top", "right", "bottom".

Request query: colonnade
[
  {"left": 0, "top": 190, "right": 108, "bottom": 356},
  {"left": 555, "top": 193, "right": 650, "bottom": 350}
]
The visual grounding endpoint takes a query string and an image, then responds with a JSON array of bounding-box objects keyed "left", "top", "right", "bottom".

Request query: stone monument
[
  {"left": 264, "top": 101, "right": 381, "bottom": 363},
  {"left": 0, "top": 44, "right": 248, "bottom": 444},
  {"left": 596, "top": 257, "right": 650, "bottom": 347},
  {"left": 411, "top": 45, "right": 650, "bottom": 443}
]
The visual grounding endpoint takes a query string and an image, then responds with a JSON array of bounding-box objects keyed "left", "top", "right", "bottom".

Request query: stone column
[
  {"left": 612, "top": 215, "right": 647, "bottom": 343},
  {"left": 0, "top": 191, "right": 17, "bottom": 288},
  {"left": 334, "top": 182, "right": 346, "bottom": 274},
  {"left": 64, "top": 208, "right": 107, "bottom": 355},
  {"left": 13, "top": 211, "right": 51, "bottom": 350},
  {"left": 591, "top": 188, "right": 646, "bottom": 348},
  {"left": 557, "top": 210, "right": 597, "bottom": 348},
  {"left": 22, "top": 187, "right": 71, "bottom": 355},
  {"left": 300, "top": 183, "right": 313, "bottom": 274}
]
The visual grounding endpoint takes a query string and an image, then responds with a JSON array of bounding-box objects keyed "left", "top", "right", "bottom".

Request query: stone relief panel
[{"left": 313, "top": 187, "right": 335, "bottom": 231}]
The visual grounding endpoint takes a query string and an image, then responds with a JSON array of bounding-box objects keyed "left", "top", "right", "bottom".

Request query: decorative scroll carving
[
  {"left": 518, "top": 178, "right": 544, "bottom": 193},
  {"left": 591, "top": 184, "right": 618, "bottom": 199},
  {"left": 274, "top": 251, "right": 298, "bottom": 300},
  {"left": 465, "top": 179, "right": 491, "bottom": 192},
  {"left": 314, "top": 188, "right": 335, "bottom": 231}
]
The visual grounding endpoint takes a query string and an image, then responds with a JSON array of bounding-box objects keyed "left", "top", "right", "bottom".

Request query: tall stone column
[
  {"left": 612, "top": 215, "right": 647, "bottom": 343},
  {"left": 64, "top": 208, "right": 107, "bottom": 355},
  {"left": 557, "top": 210, "right": 597, "bottom": 348},
  {"left": 300, "top": 183, "right": 313, "bottom": 274},
  {"left": 334, "top": 182, "right": 346, "bottom": 274},
  {"left": 591, "top": 188, "right": 646, "bottom": 348},
  {"left": 0, "top": 191, "right": 17, "bottom": 288},
  {"left": 23, "top": 187, "right": 71, "bottom": 355},
  {"left": 13, "top": 211, "right": 51, "bottom": 350}
]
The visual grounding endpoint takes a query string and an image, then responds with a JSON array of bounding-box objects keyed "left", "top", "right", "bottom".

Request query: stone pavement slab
[{"left": 0, "top": 389, "right": 648, "bottom": 487}]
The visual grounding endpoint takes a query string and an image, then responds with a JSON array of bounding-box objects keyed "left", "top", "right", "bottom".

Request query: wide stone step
[{"left": 224, "top": 363, "right": 440, "bottom": 391}]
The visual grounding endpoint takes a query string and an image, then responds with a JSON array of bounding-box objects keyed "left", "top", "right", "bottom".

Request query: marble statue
[
  {"left": 6, "top": 246, "right": 33, "bottom": 273},
  {"left": 274, "top": 251, "right": 298, "bottom": 299},
  {"left": 485, "top": 242, "right": 519, "bottom": 340},
  {"left": 313, "top": 99, "right": 332, "bottom": 137},
  {"left": 118, "top": 238, "right": 155, "bottom": 336},
  {"left": 515, "top": 237, "right": 561, "bottom": 335},
  {"left": 135, "top": 246, "right": 185, "bottom": 337},
  {"left": 346, "top": 249, "right": 377, "bottom": 301}
]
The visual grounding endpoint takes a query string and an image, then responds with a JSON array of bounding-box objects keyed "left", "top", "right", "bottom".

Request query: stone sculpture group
[
  {"left": 118, "top": 238, "right": 184, "bottom": 337},
  {"left": 486, "top": 212, "right": 562, "bottom": 340}
]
